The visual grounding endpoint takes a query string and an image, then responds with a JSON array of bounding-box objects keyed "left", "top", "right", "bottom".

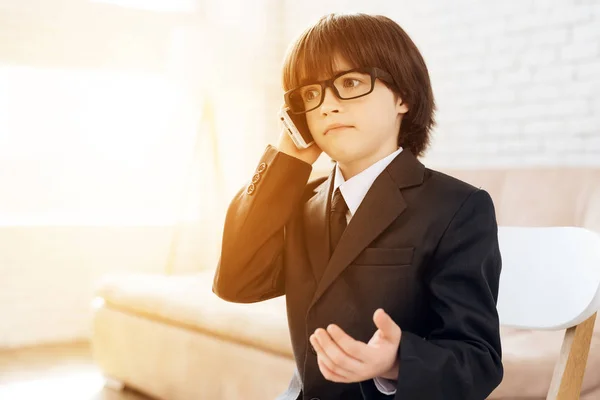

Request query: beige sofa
[{"left": 91, "top": 166, "right": 600, "bottom": 400}]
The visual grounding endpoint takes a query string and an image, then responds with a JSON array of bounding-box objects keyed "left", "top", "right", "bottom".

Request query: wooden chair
[{"left": 497, "top": 227, "right": 600, "bottom": 400}]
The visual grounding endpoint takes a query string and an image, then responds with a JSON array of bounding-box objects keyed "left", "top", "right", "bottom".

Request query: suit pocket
[
  {"left": 352, "top": 246, "right": 414, "bottom": 266},
  {"left": 341, "top": 247, "right": 418, "bottom": 331}
]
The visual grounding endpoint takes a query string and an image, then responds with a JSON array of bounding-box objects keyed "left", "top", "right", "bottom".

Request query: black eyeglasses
[{"left": 284, "top": 67, "right": 396, "bottom": 114}]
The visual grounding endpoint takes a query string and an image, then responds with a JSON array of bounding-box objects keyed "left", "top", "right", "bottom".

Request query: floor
[{"left": 0, "top": 341, "right": 152, "bottom": 400}]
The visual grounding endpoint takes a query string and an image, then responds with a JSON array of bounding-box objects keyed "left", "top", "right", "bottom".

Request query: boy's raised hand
[{"left": 309, "top": 308, "right": 402, "bottom": 384}]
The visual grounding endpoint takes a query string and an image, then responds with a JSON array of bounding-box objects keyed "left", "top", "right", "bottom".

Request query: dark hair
[{"left": 281, "top": 13, "right": 436, "bottom": 157}]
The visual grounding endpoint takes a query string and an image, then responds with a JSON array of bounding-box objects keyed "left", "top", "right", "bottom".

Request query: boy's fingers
[
  {"left": 313, "top": 328, "right": 362, "bottom": 374},
  {"left": 325, "top": 324, "right": 368, "bottom": 362},
  {"left": 311, "top": 332, "right": 354, "bottom": 379},
  {"left": 373, "top": 308, "right": 402, "bottom": 342},
  {"left": 316, "top": 352, "right": 349, "bottom": 382}
]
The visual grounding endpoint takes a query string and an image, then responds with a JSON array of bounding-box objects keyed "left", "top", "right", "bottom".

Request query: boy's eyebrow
[{"left": 297, "top": 69, "right": 348, "bottom": 86}]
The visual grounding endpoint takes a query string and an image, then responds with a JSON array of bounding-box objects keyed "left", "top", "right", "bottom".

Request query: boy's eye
[
  {"left": 342, "top": 78, "right": 361, "bottom": 88},
  {"left": 302, "top": 88, "right": 321, "bottom": 101},
  {"left": 334, "top": 71, "right": 370, "bottom": 92}
]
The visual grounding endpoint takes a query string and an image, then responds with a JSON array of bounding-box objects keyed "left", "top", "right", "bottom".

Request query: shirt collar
[{"left": 332, "top": 147, "right": 403, "bottom": 216}]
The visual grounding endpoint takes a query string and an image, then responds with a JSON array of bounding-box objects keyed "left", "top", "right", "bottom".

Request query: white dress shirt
[{"left": 330, "top": 146, "right": 403, "bottom": 395}]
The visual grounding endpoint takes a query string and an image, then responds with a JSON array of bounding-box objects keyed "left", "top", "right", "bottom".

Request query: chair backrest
[{"left": 497, "top": 226, "right": 600, "bottom": 330}]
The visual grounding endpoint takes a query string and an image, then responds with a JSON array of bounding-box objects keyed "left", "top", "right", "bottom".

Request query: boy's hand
[{"left": 309, "top": 308, "right": 402, "bottom": 384}]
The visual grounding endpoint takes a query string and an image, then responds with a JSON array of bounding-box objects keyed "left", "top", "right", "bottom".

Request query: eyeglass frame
[{"left": 283, "top": 66, "right": 398, "bottom": 115}]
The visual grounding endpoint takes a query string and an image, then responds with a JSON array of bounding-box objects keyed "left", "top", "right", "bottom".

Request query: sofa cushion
[{"left": 94, "top": 269, "right": 294, "bottom": 358}]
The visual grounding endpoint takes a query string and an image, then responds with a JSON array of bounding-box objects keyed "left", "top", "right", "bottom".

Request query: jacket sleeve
[
  {"left": 391, "top": 189, "right": 504, "bottom": 400},
  {"left": 212, "top": 144, "right": 313, "bottom": 303}
]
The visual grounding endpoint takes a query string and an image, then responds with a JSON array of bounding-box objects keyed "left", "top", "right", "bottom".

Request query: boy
[{"left": 213, "top": 12, "right": 503, "bottom": 400}]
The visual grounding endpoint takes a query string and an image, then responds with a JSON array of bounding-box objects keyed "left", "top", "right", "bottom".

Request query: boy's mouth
[{"left": 324, "top": 125, "right": 354, "bottom": 135}]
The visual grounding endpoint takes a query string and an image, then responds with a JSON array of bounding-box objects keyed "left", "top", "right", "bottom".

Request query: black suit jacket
[{"left": 213, "top": 144, "right": 503, "bottom": 400}]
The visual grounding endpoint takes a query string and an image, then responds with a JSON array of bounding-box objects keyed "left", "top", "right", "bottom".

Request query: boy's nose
[{"left": 319, "top": 86, "right": 342, "bottom": 115}]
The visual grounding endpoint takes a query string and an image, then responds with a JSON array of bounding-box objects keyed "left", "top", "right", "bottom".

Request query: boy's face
[{"left": 304, "top": 55, "right": 409, "bottom": 173}]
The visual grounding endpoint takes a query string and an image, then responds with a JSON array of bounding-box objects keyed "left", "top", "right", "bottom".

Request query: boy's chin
[{"left": 326, "top": 149, "right": 360, "bottom": 165}]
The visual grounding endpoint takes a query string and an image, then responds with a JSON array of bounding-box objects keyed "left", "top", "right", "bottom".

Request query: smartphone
[{"left": 278, "top": 107, "right": 314, "bottom": 149}]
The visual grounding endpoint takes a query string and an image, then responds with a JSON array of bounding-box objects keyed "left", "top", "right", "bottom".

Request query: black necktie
[{"left": 329, "top": 187, "right": 348, "bottom": 257}]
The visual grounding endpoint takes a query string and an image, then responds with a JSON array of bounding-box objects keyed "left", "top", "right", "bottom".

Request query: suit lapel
[{"left": 304, "top": 149, "right": 426, "bottom": 309}]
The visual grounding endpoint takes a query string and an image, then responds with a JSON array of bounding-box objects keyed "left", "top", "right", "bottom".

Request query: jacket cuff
[{"left": 373, "top": 377, "right": 397, "bottom": 395}]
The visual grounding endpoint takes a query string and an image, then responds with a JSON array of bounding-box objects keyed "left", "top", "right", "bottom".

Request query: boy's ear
[{"left": 395, "top": 95, "right": 409, "bottom": 115}]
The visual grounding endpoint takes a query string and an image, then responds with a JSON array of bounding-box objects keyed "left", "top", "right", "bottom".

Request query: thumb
[{"left": 373, "top": 308, "right": 401, "bottom": 342}]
